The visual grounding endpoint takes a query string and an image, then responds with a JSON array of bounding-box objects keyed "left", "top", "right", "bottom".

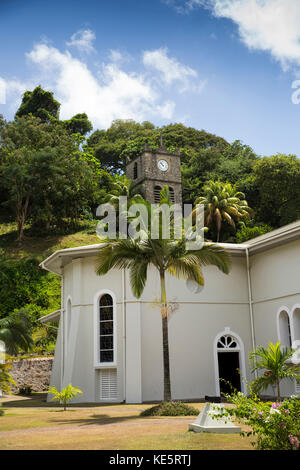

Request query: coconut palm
[
  {"left": 104, "top": 178, "right": 144, "bottom": 236},
  {"left": 0, "top": 309, "right": 33, "bottom": 356},
  {"left": 96, "top": 188, "right": 231, "bottom": 401},
  {"left": 195, "top": 181, "right": 252, "bottom": 242},
  {"left": 249, "top": 342, "right": 300, "bottom": 401},
  {"left": 105, "top": 178, "right": 144, "bottom": 207}
]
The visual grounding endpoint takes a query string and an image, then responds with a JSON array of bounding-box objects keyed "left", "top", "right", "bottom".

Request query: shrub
[
  {"left": 18, "top": 385, "right": 32, "bottom": 396},
  {"left": 211, "top": 390, "right": 300, "bottom": 450},
  {"left": 140, "top": 401, "right": 199, "bottom": 417},
  {"left": 236, "top": 224, "right": 272, "bottom": 243},
  {"left": 48, "top": 384, "right": 83, "bottom": 410},
  {"left": 0, "top": 361, "right": 16, "bottom": 394}
]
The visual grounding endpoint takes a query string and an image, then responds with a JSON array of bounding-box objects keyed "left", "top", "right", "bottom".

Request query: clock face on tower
[{"left": 157, "top": 159, "right": 169, "bottom": 171}]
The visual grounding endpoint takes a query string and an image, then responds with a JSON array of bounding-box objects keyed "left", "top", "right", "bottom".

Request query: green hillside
[{"left": 0, "top": 221, "right": 100, "bottom": 354}]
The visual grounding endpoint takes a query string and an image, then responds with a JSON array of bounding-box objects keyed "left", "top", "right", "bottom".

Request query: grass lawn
[
  {"left": 0, "top": 394, "right": 254, "bottom": 450},
  {"left": 0, "top": 221, "right": 100, "bottom": 262}
]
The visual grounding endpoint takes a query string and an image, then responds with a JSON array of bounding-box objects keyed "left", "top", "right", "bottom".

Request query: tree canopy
[{"left": 15, "top": 86, "right": 60, "bottom": 123}]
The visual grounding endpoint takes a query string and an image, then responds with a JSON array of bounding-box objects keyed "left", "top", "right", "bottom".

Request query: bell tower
[{"left": 126, "top": 141, "right": 182, "bottom": 205}]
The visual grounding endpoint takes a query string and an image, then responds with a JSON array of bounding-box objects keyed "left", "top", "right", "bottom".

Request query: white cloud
[
  {"left": 1, "top": 32, "right": 206, "bottom": 127},
  {"left": 109, "top": 50, "right": 123, "bottom": 63},
  {"left": 143, "top": 47, "right": 205, "bottom": 93},
  {"left": 0, "top": 78, "right": 37, "bottom": 114},
  {"left": 0, "top": 77, "right": 6, "bottom": 104},
  {"left": 66, "top": 29, "right": 96, "bottom": 54},
  {"left": 212, "top": 0, "right": 300, "bottom": 70},
  {"left": 175, "top": 0, "right": 300, "bottom": 70},
  {"left": 25, "top": 43, "right": 175, "bottom": 127}
]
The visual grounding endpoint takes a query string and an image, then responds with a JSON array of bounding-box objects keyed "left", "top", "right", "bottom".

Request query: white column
[{"left": 125, "top": 301, "right": 142, "bottom": 403}]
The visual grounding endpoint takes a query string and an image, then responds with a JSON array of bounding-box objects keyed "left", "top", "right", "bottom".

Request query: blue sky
[{"left": 1, "top": 0, "right": 300, "bottom": 157}]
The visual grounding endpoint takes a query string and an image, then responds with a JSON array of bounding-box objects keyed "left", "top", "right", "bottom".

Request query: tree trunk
[
  {"left": 276, "top": 378, "right": 281, "bottom": 402},
  {"left": 160, "top": 271, "right": 171, "bottom": 402},
  {"left": 16, "top": 193, "right": 30, "bottom": 241}
]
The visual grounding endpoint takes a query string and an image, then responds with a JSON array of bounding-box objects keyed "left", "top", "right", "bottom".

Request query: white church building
[{"left": 40, "top": 146, "right": 300, "bottom": 403}]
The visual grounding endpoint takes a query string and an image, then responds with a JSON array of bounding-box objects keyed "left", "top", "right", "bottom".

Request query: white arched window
[
  {"left": 292, "top": 305, "right": 300, "bottom": 343},
  {"left": 94, "top": 290, "right": 117, "bottom": 367},
  {"left": 0, "top": 340, "right": 5, "bottom": 364},
  {"left": 66, "top": 297, "right": 72, "bottom": 349},
  {"left": 277, "top": 308, "right": 292, "bottom": 348}
]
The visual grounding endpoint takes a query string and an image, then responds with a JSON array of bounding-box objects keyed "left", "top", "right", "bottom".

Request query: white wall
[
  {"left": 250, "top": 239, "right": 300, "bottom": 397},
  {"left": 139, "top": 258, "right": 253, "bottom": 401},
  {"left": 60, "top": 256, "right": 124, "bottom": 403},
  {"left": 52, "top": 238, "right": 300, "bottom": 402}
]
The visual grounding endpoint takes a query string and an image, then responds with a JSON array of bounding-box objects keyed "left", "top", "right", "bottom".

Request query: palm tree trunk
[
  {"left": 160, "top": 270, "right": 171, "bottom": 402},
  {"left": 276, "top": 378, "right": 281, "bottom": 402}
]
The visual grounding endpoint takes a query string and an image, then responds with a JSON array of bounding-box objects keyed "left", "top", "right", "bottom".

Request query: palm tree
[
  {"left": 104, "top": 178, "right": 144, "bottom": 236},
  {"left": 195, "top": 181, "right": 252, "bottom": 242},
  {"left": 0, "top": 309, "right": 33, "bottom": 356},
  {"left": 105, "top": 178, "right": 144, "bottom": 207},
  {"left": 96, "top": 188, "right": 231, "bottom": 401},
  {"left": 249, "top": 342, "right": 300, "bottom": 401}
]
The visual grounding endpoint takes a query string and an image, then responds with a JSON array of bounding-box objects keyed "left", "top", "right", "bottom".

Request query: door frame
[{"left": 213, "top": 327, "right": 246, "bottom": 396}]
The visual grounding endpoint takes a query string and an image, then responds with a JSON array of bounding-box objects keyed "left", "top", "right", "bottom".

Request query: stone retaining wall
[{"left": 10, "top": 357, "right": 53, "bottom": 393}]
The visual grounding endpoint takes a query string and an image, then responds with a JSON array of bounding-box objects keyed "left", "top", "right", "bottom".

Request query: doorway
[
  {"left": 214, "top": 331, "right": 245, "bottom": 396},
  {"left": 217, "top": 351, "right": 241, "bottom": 395}
]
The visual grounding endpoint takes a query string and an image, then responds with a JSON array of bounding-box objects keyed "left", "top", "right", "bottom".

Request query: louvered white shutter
[{"left": 100, "top": 369, "right": 118, "bottom": 400}]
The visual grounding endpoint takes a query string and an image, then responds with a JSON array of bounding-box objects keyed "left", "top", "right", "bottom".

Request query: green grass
[
  {"left": 0, "top": 395, "right": 253, "bottom": 450},
  {"left": 0, "top": 221, "right": 100, "bottom": 262}
]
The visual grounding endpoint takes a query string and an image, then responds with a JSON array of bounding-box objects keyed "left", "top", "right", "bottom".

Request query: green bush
[
  {"left": 212, "top": 391, "right": 300, "bottom": 450},
  {"left": 48, "top": 384, "right": 83, "bottom": 410},
  {"left": 0, "top": 361, "right": 16, "bottom": 394},
  {"left": 0, "top": 258, "right": 60, "bottom": 320},
  {"left": 236, "top": 224, "right": 272, "bottom": 243},
  {"left": 140, "top": 401, "right": 199, "bottom": 417},
  {"left": 18, "top": 386, "right": 32, "bottom": 396}
]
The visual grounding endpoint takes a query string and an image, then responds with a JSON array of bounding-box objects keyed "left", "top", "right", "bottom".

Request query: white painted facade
[{"left": 40, "top": 221, "right": 300, "bottom": 403}]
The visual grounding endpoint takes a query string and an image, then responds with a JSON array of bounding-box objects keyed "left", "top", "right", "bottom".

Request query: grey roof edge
[
  {"left": 39, "top": 310, "right": 61, "bottom": 323},
  {"left": 40, "top": 221, "right": 300, "bottom": 275}
]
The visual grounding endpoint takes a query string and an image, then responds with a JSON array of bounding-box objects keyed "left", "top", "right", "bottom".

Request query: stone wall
[{"left": 9, "top": 357, "right": 53, "bottom": 393}]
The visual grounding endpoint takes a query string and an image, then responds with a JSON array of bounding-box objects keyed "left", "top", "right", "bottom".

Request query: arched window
[
  {"left": 169, "top": 187, "right": 175, "bottom": 203},
  {"left": 65, "top": 297, "right": 72, "bottom": 358},
  {"left": 292, "top": 306, "right": 300, "bottom": 342},
  {"left": 66, "top": 298, "right": 71, "bottom": 342},
  {"left": 154, "top": 185, "right": 162, "bottom": 204},
  {"left": 217, "top": 335, "right": 239, "bottom": 350},
  {"left": 278, "top": 309, "right": 292, "bottom": 348},
  {"left": 0, "top": 340, "right": 5, "bottom": 364},
  {"left": 99, "top": 293, "right": 114, "bottom": 363},
  {"left": 133, "top": 162, "right": 138, "bottom": 179}
]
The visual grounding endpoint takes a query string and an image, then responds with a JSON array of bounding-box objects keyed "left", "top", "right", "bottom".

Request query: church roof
[{"left": 40, "top": 220, "right": 300, "bottom": 275}]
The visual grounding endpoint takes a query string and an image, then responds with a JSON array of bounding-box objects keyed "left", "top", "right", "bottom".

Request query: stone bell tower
[{"left": 126, "top": 140, "right": 182, "bottom": 205}]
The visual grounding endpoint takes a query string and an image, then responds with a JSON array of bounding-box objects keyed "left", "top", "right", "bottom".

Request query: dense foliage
[
  {"left": 0, "top": 258, "right": 60, "bottom": 319},
  {"left": 213, "top": 392, "right": 300, "bottom": 450},
  {"left": 0, "top": 360, "right": 16, "bottom": 394},
  {"left": 0, "top": 309, "right": 33, "bottom": 355},
  {"left": 249, "top": 342, "right": 300, "bottom": 401}
]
